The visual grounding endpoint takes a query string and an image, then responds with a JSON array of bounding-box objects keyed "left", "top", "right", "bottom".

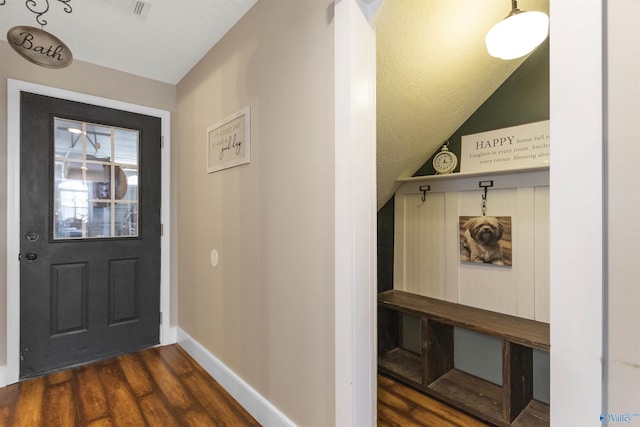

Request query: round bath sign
[{"left": 7, "top": 26, "right": 73, "bottom": 68}]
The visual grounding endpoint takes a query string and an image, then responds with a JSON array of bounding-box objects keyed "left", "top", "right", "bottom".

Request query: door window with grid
[{"left": 53, "top": 118, "right": 139, "bottom": 239}]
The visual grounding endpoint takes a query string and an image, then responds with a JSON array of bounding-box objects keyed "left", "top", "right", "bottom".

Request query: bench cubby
[{"left": 378, "top": 289, "right": 550, "bottom": 427}]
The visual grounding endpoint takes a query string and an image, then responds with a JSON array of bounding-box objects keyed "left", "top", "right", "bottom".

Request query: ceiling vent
[
  {"left": 101, "top": 0, "right": 152, "bottom": 19},
  {"left": 131, "top": 0, "right": 152, "bottom": 19}
]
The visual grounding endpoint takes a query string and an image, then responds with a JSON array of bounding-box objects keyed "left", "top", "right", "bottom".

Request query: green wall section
[
  {"left": 377, "top": 39, "right": 549, "bottom": 292},
  {"left": 414, "top": 39, "right": 549, "bottom": 176},
  {"left": 377, "top": 195, "right": 394, "bottom": 292}
]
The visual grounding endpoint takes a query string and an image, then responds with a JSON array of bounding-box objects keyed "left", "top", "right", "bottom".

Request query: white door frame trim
[
  {"left": 5, "top": 79, "right": 175, "bottom": 385},
  {"left": 334, "top": 1, "right": 379, "bottom": 425}
]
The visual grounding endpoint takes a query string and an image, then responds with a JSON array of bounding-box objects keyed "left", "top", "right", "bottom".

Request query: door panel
[
  {"left": 51, "top": 262, "right": 88, "bottom": 334},
  {"left": 20, "top": 92, "right": 161, "bottom": 378},
  {"left": 109, "top": 258, "right": 138, "bottom": 323}
]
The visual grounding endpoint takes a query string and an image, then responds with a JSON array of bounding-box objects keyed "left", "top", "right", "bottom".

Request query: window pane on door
[{"left": 53, "top": 118, "right": 140, "bottom": 240}]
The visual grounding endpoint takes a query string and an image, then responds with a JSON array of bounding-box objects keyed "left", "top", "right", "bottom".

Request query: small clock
[{"left": 432, "top": 142, "right": 458, "bottom": 174}]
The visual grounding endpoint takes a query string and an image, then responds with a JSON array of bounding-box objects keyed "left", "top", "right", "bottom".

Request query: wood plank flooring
[
  {"left": 0, "top": 345, "right": 260, "bottom": 426},
  {"left": 0, "top": 345, "right": 491, "bottom": 426},
  {"left": 377, "top": 375, "right": 490, "bottom": 427}
]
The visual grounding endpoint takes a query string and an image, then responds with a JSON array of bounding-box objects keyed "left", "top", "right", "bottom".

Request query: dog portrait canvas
[{"left": 459, "top": 215, "right": 512, "bottom": 266}]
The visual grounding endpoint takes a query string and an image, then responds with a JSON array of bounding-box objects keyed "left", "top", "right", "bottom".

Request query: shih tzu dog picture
[{"left": 459, "top": 215, "right": 512, "bottom": 266}]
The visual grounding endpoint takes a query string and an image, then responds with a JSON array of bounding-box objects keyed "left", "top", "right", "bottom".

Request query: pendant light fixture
[{"left": 485, "top": 0, "right": 549, "bottom": 60}]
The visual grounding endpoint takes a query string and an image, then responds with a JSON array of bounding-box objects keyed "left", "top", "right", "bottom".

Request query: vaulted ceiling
[{"left": 0, "top": 0, "right": 257, "bottom": 84}]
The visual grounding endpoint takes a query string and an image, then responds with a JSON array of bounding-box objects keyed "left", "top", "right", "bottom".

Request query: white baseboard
[
  {"left": 161, "top": 325, "right": 178, "bottom": 346},
  {"left": 176, "top": 328, "right": 296, "bottom": 427},
  {"left": 0, "top": 365, "right": 8, "bottom": 388}
]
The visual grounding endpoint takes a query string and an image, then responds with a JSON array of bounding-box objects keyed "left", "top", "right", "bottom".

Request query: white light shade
[{"left": 485, "top": 11, "right": 549, "bottom": 60}]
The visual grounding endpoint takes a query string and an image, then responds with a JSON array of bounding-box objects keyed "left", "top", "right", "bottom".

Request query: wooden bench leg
[
  {"left": 378, "top": 306, "right": 399, "bottom": 356},
  {"left": 422, "top": 318, "right": 453, "bottom": 385},
  {"left": 503, "top": 341, "right": 533, "bottom": 423}
]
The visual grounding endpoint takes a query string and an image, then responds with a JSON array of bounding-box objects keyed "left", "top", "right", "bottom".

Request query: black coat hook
[
  {"left": 420, "top": 185, "right": 431, "bottom": 203},
  {"left": 479, "top": 180, "right": 494, "bottom": 215}
]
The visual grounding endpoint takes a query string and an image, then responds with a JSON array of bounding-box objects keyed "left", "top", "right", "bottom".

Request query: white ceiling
[{"left": 0, "top": 0, "right": 257, "bottom": 84}]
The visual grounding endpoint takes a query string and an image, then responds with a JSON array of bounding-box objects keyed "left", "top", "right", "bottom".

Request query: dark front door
[{"left": 19, "top": 92, "right": 162, "bottom": 379}]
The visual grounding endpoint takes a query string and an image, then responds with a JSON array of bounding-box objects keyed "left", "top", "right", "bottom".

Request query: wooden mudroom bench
[{"left": 378, "top": 289, "right": 550, "bottom": 427}]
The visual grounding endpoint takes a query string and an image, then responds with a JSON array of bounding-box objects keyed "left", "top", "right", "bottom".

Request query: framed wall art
[
  {"left": 459, "top": 215, "right": 512, "bottom": 266},
  {"left": 206, "top": 106, "right": 251, "bottom": 173}
]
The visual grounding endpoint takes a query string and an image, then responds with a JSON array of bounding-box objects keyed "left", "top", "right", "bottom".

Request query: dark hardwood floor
[
  {"left": 0, "top": 345, "right": 260, "bottom": 426},
  {"left": 377, "top": 375, "right": 490, "bottom": 427},
  {"left": 0, "top": 344, "right": 490, "bottom": 426}
]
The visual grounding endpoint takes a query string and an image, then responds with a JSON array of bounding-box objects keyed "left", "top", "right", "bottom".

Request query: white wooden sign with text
[
  {"left": 207, "top": 106, "right": 251, "bottom": 173},
  {"left": 460, "top": 121, "right": 549, "bottom": 173}
]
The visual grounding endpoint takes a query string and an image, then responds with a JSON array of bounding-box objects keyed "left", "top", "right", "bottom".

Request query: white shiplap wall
[{"left": 393, "top": 169, "right": 549, "bottom": 322}]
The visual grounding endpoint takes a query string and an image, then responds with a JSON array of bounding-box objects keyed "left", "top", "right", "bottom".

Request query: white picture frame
[{"left": 206, "top": 106, "right": 251, "bottom": 173}]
